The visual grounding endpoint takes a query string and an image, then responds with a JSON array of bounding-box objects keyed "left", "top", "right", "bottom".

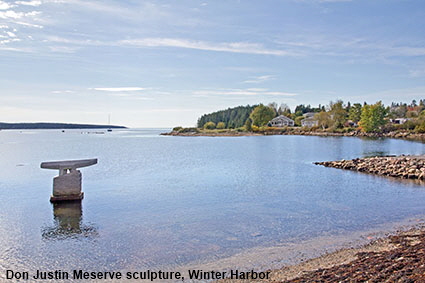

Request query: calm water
[{"left": 1, "top": 129, "right": 425, "bottom": 276}]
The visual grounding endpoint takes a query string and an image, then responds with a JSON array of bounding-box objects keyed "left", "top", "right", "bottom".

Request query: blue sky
[{"left": 0, "top": 0, "right": 424, "bottom": 127}]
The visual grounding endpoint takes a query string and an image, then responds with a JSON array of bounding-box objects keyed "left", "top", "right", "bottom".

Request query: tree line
[
  {"left": 197, "top": 105, "right": 257, "bottom": 129},
  {"left": 195, "top": 99, "right": 425, "bottom": 133}
]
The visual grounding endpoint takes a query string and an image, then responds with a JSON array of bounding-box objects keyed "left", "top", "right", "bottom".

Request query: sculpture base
[{"left": 50, "top": 192, "right": 84, "bottom": 202}]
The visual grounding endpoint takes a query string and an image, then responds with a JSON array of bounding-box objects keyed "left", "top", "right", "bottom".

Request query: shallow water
[{"left": 1, "top": 129, "right": 425, "bottom": 277}]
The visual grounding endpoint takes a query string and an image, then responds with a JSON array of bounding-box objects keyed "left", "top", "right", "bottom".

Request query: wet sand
[{"left": 217, "top": 224, "right": 425, "bottom": 282}]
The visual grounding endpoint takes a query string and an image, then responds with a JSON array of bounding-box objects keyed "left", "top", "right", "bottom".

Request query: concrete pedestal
[
  {"left": 41, "top": 158, "right": 97, "bottom": 202},
  {"left": 50, "top": 170, "right": 84, "bottom": 202}
]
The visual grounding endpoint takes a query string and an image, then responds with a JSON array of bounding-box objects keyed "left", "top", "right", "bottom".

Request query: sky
[{"left": 0, "top": 0, "right": 424, "bottom": 127}]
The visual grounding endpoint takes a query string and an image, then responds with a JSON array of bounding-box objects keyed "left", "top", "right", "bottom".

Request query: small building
[
  {"left": 269, "top": 115, "right": 294, "bottom": 127},
  {"left": 390, "top": 118, "right": 409, "bottom": 124},
  {"left": 301, "top": 117, "right": 318, "bottom": 127}
]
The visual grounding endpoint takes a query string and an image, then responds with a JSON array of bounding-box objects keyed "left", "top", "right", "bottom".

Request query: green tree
[
  {"left": 244, "top": 118, "right": 252, "bottom": 131},
  {"left": 329, "top": 100, "right": 347, "bottom": 128},
  {"left": 360, "top": 101, "right": 386, "bottom": 133},
  {"left": 315, "top": 111, "right": 332, "bottom": 129},
  {"left": 197, "top": 105, "right": 257, "bottom": 129},
  {"left": 216, "top": 122, "right": 225, "bottom": 129},
  {"left": 294, "top": 116, "right": 304, "bottom": 126},
  {"left": 203, "top": 121, "right": 216, "bottom": 130},
  {"left": 250, "top": 104, "right": 276, "bottom": 126},
  {"left": 348, "top": 103, "right": 362, "bottom": 122}
]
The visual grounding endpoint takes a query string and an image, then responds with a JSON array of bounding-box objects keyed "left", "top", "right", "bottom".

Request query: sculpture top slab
[{"left": 41, "top": 158, "right": 97, "bottom": 175}]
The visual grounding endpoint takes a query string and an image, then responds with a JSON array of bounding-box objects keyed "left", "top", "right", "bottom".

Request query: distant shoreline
[{"left": 0, "top": 122, "right": 127, "bottom": 130}]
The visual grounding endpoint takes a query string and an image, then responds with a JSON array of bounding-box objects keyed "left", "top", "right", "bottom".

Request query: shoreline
[
  {"left": 162, "top": 216, "right": 425, "bottom": 282},
  {"left": 211, "top": 218, "right": 425, "bottom": 282},
  {"left": 272, "top": 225, "right": 425, "bottom": 282},
  {"left": 162, "top": 129, "right": 425, "bottom": 142}
]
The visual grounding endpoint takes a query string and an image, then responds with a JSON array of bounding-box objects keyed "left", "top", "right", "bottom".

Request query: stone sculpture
[{"left": 40, "top": 158, "right": 97, "bottom": 202}]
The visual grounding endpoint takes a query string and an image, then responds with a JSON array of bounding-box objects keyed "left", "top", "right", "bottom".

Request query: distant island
[
  {"left": 163, "top": 99, "right": 425, "bottom": 141},
  {"left": 0, "top": 122, "right": 127, "bottom": 130}
]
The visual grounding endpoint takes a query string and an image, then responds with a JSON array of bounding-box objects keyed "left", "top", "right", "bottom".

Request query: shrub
[
  {"left": 173, "top": 126, "right": 183, "bottom": 132},
  {"left": 178, "top": 127, "right": 200, "bottom": 133},
  {"left": 415, "top": 120, "right": 425, "bottom": 133},
  {"left": 216, "top": 122, "right": 225, "bottom": 129},
  {"left": 203, "top": 121, "right": 216, "bottom": 130},
  {"left": 294, "top": 116, "right": 304, "bottom": 126},
  {"left": 402, "top": 120, "right": 418, "bottom": 130},
  {"left": 309, "top": 125, "right": 320, "bottom": 132}
]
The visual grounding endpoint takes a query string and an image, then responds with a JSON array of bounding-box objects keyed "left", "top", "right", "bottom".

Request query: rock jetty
[{"left": 315, "top": 155, "right": 425, "bottom": 180}]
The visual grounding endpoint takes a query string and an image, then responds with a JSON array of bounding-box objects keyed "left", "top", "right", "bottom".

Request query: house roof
[
  {"left": 301, "top": 117, "right": 316, "bottom": 122},
  {"left": 303, "top": 112, "right": 316, "bottom": 118},
  {"left": 270, "top": 115, "right": 294, "bottom": 122}
]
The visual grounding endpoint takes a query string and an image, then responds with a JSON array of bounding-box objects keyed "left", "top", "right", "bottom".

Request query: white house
[
  {"left": 269, "top": 115, "right": 295, "bottom": 127},
  {"left": 301, "top": 117, "right": 318, "bottom": 127},
  {"left": 390, "top": 118, "right": 409, "bottom": 124},
  {"left": 303, "top": 112, "right": 316, "bottom": 118}
]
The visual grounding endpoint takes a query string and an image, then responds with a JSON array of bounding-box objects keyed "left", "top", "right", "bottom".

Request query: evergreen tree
[
  {"left": 197, "top": 105, "right": 257, "bottom": 128},
  {"left": 348, "top": 103, "right": 362, "bottom": 122}
]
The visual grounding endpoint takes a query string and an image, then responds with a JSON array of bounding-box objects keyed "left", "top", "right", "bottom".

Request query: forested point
[
  {"left": 197, "top": 105, "right": 257, "bottom": 129},
  {"left": 0, "top": 122, "right": 127, "bottom": 130},
  {"left": 189, "top": 99, "right": 425, "bottom": 134}
]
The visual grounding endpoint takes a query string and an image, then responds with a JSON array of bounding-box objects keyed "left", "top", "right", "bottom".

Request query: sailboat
[{"left": 107, "top": 114, "right": 112, "bottom": 132}]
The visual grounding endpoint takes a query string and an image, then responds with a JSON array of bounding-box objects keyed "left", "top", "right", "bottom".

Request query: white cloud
[
  {"left": 13, "top": 21, "right": 43, "bottom": 28},
  {"left": 0, "top": 37, "right": 20, "bottom": 44},
  {"left": 6, "top": 31, "right": 16, "bottom": 37},
  {"left": 51, "top": 90, "right": 75, "bottom": 94},
  {"left": 0, "top": 10, "right": 23, "bottom": 19},
  {"left": 119, "top": 38, "right": 295, "bottom": 56},
  {"left": 243, "top": 75, "right": 276, "bottom": 84},
  {"left": 0, "top": 10, "right": 39, "bottom": 19},
  {"left": 275, "top": 34, "right": 425, "bottom": 60},
  {"left": 0, "top": 1, "right": 15, "bottom": 10},
  {"left": 48, "top": 45, "right": 79, "bottom": 53},
  {"left": 45, "top": 36, "right": 294, "bottom": 57},
  {"left": 90, "top": 87, "right": 146, "bottom": 92},
  {"left": 15, "top": 0, "right": 42, "bottom": 6},
  {"left": 192, "top": 88, "right": 298, "bottom": 97}
]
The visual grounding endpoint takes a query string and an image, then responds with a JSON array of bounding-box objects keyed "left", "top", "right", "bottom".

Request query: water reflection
[
  {"left": 363, "top": 151, "right": 393, "bottom": 157},
  {"left": 42, "top": 201, "right": 98, "bottom": 240}
]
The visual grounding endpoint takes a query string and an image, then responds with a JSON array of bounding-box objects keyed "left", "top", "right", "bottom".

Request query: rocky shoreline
[
  {"left": 162, "top": 129, "right": 425, "bottom": 141},
  {"left": 315, "top": 155, "right": 425, "bottom": 180}
]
